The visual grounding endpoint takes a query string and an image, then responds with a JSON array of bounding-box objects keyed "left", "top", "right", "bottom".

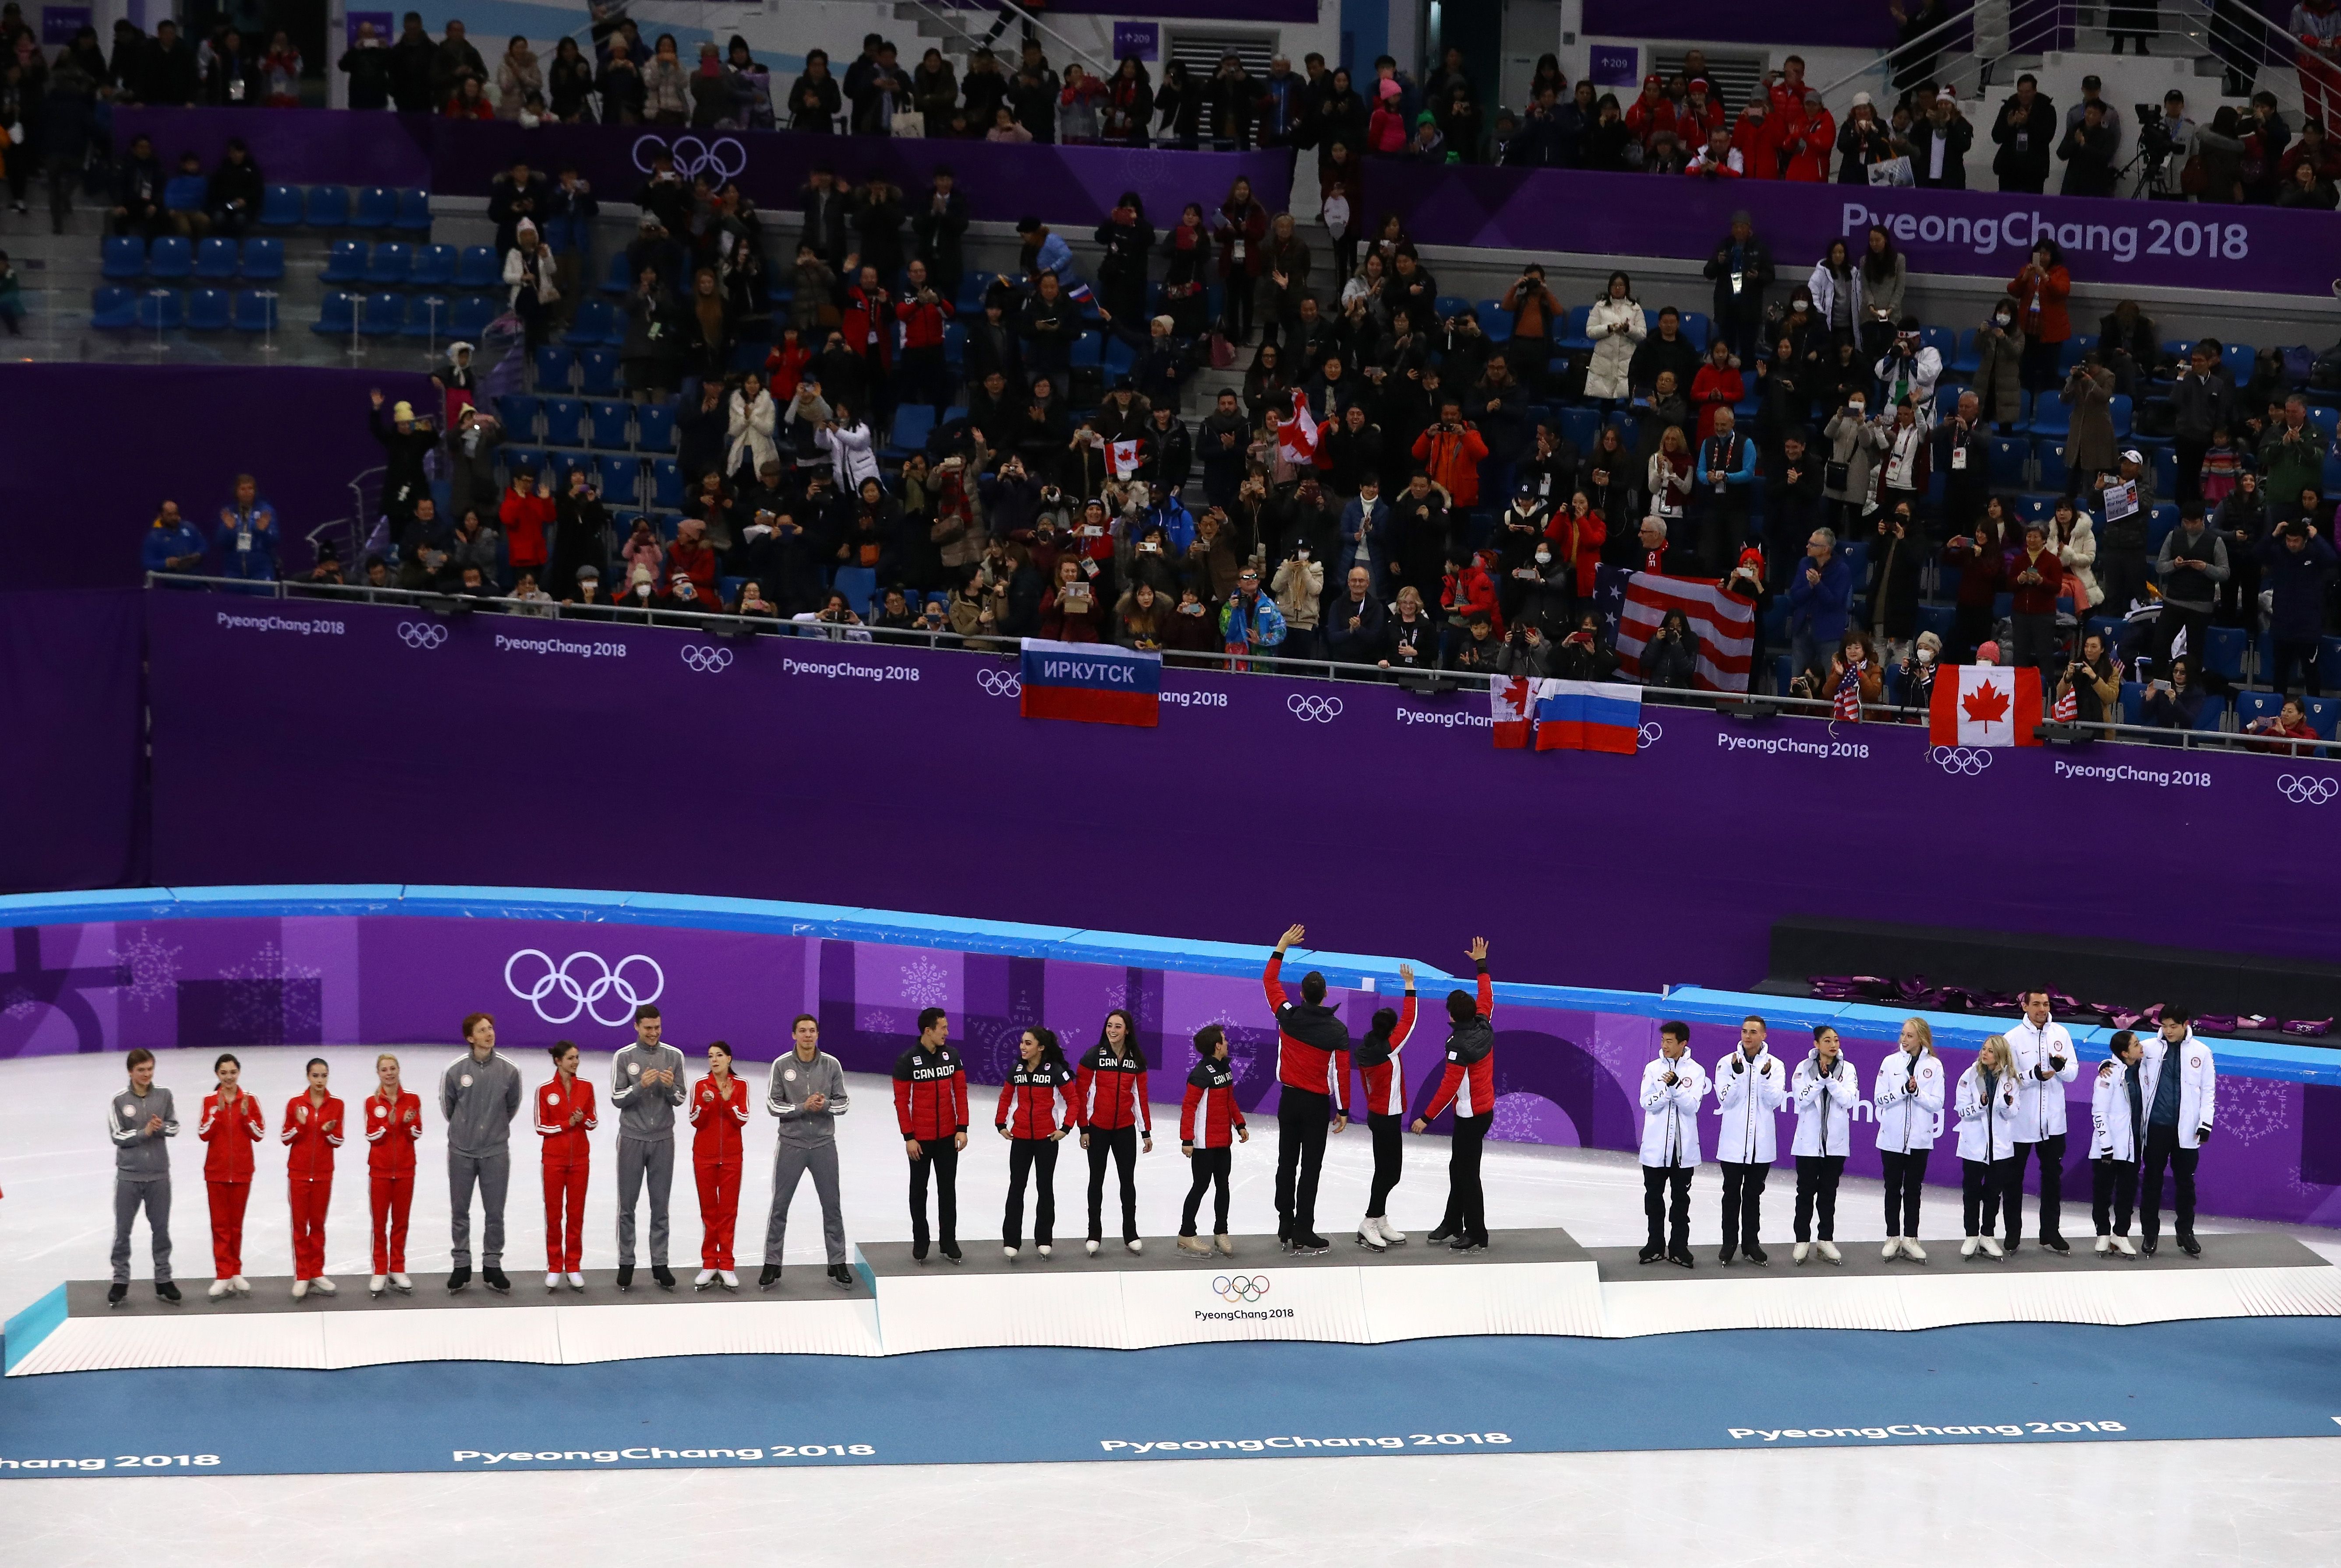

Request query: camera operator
[{"left": 2132, "top": 89, "right": 2198, "bottom": 198}]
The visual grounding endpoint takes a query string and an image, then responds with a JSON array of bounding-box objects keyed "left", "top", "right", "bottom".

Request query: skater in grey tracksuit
[
  {"left": 611, "top": 1004, "right": 687, "bottom": 1286},
  {"left": 108, "top": 1049, "right": 180, "bottom": 1304},
  {"left": 760, "top": 1013, "right": 855, "bottom": 1289},
  {"left": 442, "top": 1013, "right": 524, "bottom": 1291}
]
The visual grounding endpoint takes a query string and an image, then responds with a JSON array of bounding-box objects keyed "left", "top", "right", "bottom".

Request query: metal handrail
[
  {"left": 147, "top": 577, "right": 2315, "bottom": 757},
  {"left": 900, "top": 0, "right": 1106, "bottom": 78}
]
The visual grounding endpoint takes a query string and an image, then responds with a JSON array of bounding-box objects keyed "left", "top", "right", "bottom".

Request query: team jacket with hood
[
  {"left": 892, "top": 1044, "right": 970, "bottom": 1140},
  {"left": 1263, "top": 953, "right": 1354, "bottom": 1111},
  {"left": 688, "top": 1073, "right": 749, "bottom": 1162},
  {"left": 1353, "top": 992, "right": 1417, "bottom": 1118},
  {"left": 1638, "top": 1054, "right": 1710, "bottom": 1167},
  {"left": 1789, "top": 1052, "right": 1860, "bottom": 1157},
  {"left": 363, "top": 1089, "right": 424, "bottom": 1173},
  {"left": 2138, "top": 1028, "right": 2217, "bottom": 1149},
  {"left": 1421, "top": 967, "right": 1496, "bottom": 1121},
  {"left": 2005, "top": 1015, "right": 2079, "bottom": 1140},
  {"left": 536, "top": 1075, "right": 596, "bottom": 1164},
  {"left": 1180, "top": 1058, "right": 1246, "bottom": 1148},
  {"left": 2090, "top": 1057, "right": 2147, "bottom": 1162},
  {"left": 1713, "top": 1046, "right": 1787, "bottom": 1164},
  {"left": 280, "top": 1094, "right": 345, "bottom": 1178},
  {"left": 199, "top": 1091, "right": 267, "bottom": 1180},
  {"left": 1872, "top": 1048, "right": 1944, "bottom": 1153},
  {"left": 1073, "top": 1044, "right": 1151, "bottom": 1134},
  {"left": 996, "top": 1061, "right": 1080, "bottom": 1138},
  {"left": 1954, "top": 1063, "right": 2021, "bottom": 1162}
]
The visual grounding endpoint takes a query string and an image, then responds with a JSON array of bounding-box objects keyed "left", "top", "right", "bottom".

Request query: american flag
[
  {"left": 1595, "top": 565, "right": 1757, "bottom": 693},
  {"left": 2051, "top": 682, "right": 2078, "bottom": 722},
  {"left": 1832, "top": 659, "right": 1864, "bottom": 721}
]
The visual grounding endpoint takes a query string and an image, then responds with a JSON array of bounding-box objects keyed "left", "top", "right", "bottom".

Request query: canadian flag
[
  {"left": 1277, "top": 388, "right": 1322, "bottom": 468},
  {"left": 1491, "top": 675, "right": 1544, "bottom": 749},
  {"left": 1108, "top": 438, "right": 1143, "bottom": 479},
  {"left": 1929, "top": 664, "right": 2044, "bottom": 748}
]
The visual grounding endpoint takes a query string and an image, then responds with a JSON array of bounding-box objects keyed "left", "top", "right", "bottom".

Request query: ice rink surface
[{"left": 4, "top": 1046, "right": 2339, "bottom": 1564}]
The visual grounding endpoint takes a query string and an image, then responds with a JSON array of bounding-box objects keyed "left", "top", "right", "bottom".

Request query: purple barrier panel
[
  {"left": 112, "top": 106, "right": 434, "bottom": 187},
  {"left": 0, "top": 591, "right": 144, "bottom": 894},
  {"left": 1582, "top": 0, "right": 1905, "bottom": 47},
  {"left": 1364, "top": 160, "right": 2341, "bottom": 297},
  {"left": 3, "top": 909, "right": 2334, "bottom": 1224},
  {"left": 141, "top": 591, "right": 2341, "bottom": 997},
  {"left": 0, "top": 365, "right": 439, "bottom": 591}
]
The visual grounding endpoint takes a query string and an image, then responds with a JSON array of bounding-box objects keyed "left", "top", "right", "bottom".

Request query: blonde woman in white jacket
[
  {"left": 2089, "top": 1029, "right": 2147, "bottom": 1255},
  {"left": 1872, "top": 1017, "right": 1944, "bottom": 1261},
  {"left": 725, "top": 371, "right": 779, "bottom": 482},
  {"left": 1637, "top": 1022, "right": 1708, "bottom": 1267},
  {"left": 1583, "top": 272, "right": 1646, "bottom": 407},
  {"left": 1789, "top": 1025, "right": 1860, "bottom": 1264},
  {"left": 1955, "top": 1035, "right": 2023, "bottom": 1258}
]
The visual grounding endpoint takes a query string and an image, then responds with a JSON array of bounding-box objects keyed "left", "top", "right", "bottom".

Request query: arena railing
[{"left": 149, "top": 573, "right": 2301, "bottom": 757}]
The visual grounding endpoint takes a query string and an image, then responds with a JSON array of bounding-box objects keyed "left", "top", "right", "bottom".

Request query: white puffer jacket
[
  {"left": 1954, "top": 1062, "right": 2021, "bottom": 1162},
  {"left": 1712, "top": 1047, "right": 1786, "bottom": 1165},
  {"left": 1638, "top": 1052, "right": 1709, "bottom": 1168},
  {"left": 1789, "top": 1051, "right": 1860, "bottom": 1158},
  {"left": 1584, "top": 296, "right": 1646, "bottom": 402},
  {"left": 1872, "top": 1047, "right": 1945, "bottom": 1153}
]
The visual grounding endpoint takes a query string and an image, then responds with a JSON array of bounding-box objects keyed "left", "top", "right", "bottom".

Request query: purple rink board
[
  {"left": 140, "top": 590, "right": 2341, "bottom": 997},
  {"left": 1365, "top": 162, "right": 2341, "bottom": 298},
  {"left": 110, "top": 109, "right": 1292, "bottom": 232},
  {"left": 1, "top": 894, "right": 2337, "bottom": 1225}
]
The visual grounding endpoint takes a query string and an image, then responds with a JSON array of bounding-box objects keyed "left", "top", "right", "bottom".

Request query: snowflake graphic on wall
[
  {"left": 1, "top": 986, "right": 37, "bottom": 1020},
  {"left": 860, "top": 1008, "right": 897, "bottom": 1035},
  {"left": 2216, "top": 1074, "right": 2288, "bottom": 1147},
  {"left": 898, "top": 956, "right": 950, "bottom": 1009},
  {"left": 1490, "top": 1091, "right": 1548, "bottom": 1143},
  {"left": 218, "top": 943, "right": 323, "bottom": 1043},
  {"left": 108, "top": 928, "right": 183, "bottom": 1012}
]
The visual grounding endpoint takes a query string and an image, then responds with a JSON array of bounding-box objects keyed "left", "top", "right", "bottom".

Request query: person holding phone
[
  {"left": 280, "top": 1057, "right": 344, "bottom": 1299},
  {"left": 1789, "top": 1025, "right": 1859, "bottom": 1264},
  {"left": 363, "top": 1053, "right": 424, "bottom": 1296},
  {"left": 2004, "top": 989, "right": 2079, "bottom": 1253},
  {"left": 536, "top": 1041, "right": 595, "bottom": 1292},
  {"left": 1638, "top": 1023, "right": 1709, "bottom": 1266},
  {"left": 1873, "top": 1017, "right": 1944, "bottom": 1260},
  {"left": 995, "top": 1028, "right": 1079, "bottom": 1259},
  {"left": 688, "top": 1040, "right": 748, "bottom": 1289},
  {"left": 198, "top": 1052, "right": 266, "bottom": 1299},
  {"left": 1177, "top": 1024, "right": 1249, "bottom": 1255},
  {"left": 2090, "top": 1030, "right": 2147, "bottom": 1255},
  {"left": 1956, "top": 1035, "right": 2023, "bottom": 1257},
  {"left": 1075, "top": 1009, "right": 1153, "bottom": 1257}
]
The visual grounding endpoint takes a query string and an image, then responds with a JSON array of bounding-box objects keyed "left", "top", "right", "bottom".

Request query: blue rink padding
[
  {"left": 4, "top": 884, "right": 2337, "bottom": 1082},
  {"left": 1, "top": 1319, "right": 2337, "bottom": 1477}
]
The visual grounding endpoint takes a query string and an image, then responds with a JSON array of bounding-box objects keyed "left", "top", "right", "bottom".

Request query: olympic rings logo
[
  {"left": 503, "top": 950, "right": 666, "bottom": 1027},
  {"left": 1636, "top": 721, "right": 1663, "bottom": 750},
  {"left": 1931, "top": 745, "right": 1994, "bottom": 776},
  {"left": 1212, "top": 1274, "right": 1271, "bottom": 1303},
  {"left": 680, "top": 645, "right": 734, "bottom": 674},
  {"left": 397, "top": 622, "right": 448, "bottom": 650},
  {"left": 977, "top": 668, "right": 1022, "bottom": 698},
  {"left": 1287, "top": 693, "right": 1344, "bottom": 723},
  {"left": 2277, "top": 774, "right": 2339, "bottom": 805},
  {"left": 630, "top": 133, "right": 747, "bottom": 182}
]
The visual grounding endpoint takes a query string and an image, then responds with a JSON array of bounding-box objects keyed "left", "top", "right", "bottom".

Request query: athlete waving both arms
[{"left": 1411, "top": 938, "right": 1496, "bottom": 1253}]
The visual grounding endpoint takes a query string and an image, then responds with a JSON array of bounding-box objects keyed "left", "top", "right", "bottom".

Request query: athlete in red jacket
[
  {"left": 689, "top": 1042, "right": 750, "bottom": 1288},
  {"left": 894, "top": 1007, "right": 969, "bottom": 1263},
  {"left": 1264, "top": 922, "right": 1351, "bottom": 1254},
  {"left": 537, "top": 1042, "right": 595, "bottom": 1291},
  {"left": 995, "top": 1028, "right": 1079, "bottom": 1258},
  {"left": 280, "top": 1058, "right": 345, "bottom": 1296},
  {"left": 1074, "top": 1009, "right": 1154, "bottom": 1256},
  {"left": 1176, "top": 1024, "right": 1249, "bottom": 1254},
  {"left": 1351, "top": 965, "right": 1417, "bottom": 1251},
  {"left": 198, "top": 1053, "right": 266, "bottom": 1298},
  {"left": 363, "top": 1053, "right": 424, "bottom": 1296},
  {"left": 1412, "top": 938, "right": 1497, "bottom": 1252}
]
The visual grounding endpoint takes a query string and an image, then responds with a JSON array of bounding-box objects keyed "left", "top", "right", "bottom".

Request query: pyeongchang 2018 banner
[{"left": 1018, "top": 639, "right": 1162, "bottom": 727}]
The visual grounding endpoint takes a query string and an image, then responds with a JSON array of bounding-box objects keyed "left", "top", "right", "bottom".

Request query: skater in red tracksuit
[
  {"left": 280, "top": 1058, "right": 345, "bottom": 1296},
  {"left": 198, "top": 1052, "right": 266, "bottom": 1299},
  {"left": 894, "top": 1007, "right": 970, "bottom": 1263},
  {"left": 1074, "top": 1009, "right": 1153, "bottom": 1256},
  {"left": 1263, "top": 922, "right": 1354, "bottom": 1254},
  {"left": 689, "top": 1041, "right": 750, "bottom": 1288},
  {"left": 363, "top": 1052, "right": 423, "bottom": 1296},
  {"left": 1412, "top": 939, "right": 1496, "bottom": 1252},
  {"left": 1176, "top": 1024, "right": 1249, "bottom": 1255},
  {"left": 995, "top": 1028, "right": 1079, "bottom": 1258},
  {"left": 537, "top": 1041, "right": 595, "bottom": 1292},
  {"left": 1351, "top": 964, "right": 1417, "bottom": 1251}
]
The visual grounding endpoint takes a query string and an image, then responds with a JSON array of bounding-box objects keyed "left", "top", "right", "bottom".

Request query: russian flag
[
  {"left": 1018, "top": 639, "right": 1162, "bottom": 727},
  {"left": 1533, "top": 679, "right": 1643, "bottom": 754}
]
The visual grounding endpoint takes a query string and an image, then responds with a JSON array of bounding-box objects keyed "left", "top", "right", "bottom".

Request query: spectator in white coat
[
  {"left": 1873, "top": 317, "right": 1943, "bottom": 426},
  {"left": 725, "top": 371, "right": 779, "bottom": 485},
  {"left": 1711, "top": 1013, "right": 1784, "bottom": 1266},
  {"left": 1872, "top": 1016, "right": 1945, "bottom": 1261},
  {"left": 1582, "top": 271, "right": 1645, "bottom": 410},
  {"left": 2004, "top": 988, "right": 2079, "bottom": 1254},
  {"left": 1955, "top": 1035, "right": 2023, "bottom": 1258},
  {"left": 1637, "top": 1021, "right": 1708, "bottom": 1268},
  {"left": 2089, "top": 1029, "right": 2146, "bottom": 1256},
  {"left": 817, "top": 399, "right": 882, "bottom": 492},
  {"left": 2137, "top": 1006, "right": 2216, "bottom": 1256},
  {"left": 1789, "top": 1024, "right": 1860, "bottom": 1264}
]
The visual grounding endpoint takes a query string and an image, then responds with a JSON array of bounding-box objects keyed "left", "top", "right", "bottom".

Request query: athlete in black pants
[
  {"left": 1351, "top": 963, "right": 1417, "bottom": 1251},
  {"left": 1412, "top": 939, "right": 1496, "bottom": 1253},
  {"left": 1264, "top": 923, "right": 1353, "bottom": 1255},
  {"left": 894, "top": 1007, "right": 969, "bottom": 1264},
  {"left": 1176, "top": 1025, "right": 1249, "bottom": 1255}
]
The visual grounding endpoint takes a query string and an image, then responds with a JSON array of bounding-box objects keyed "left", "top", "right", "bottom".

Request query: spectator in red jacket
[
  {"left": 198, "top": 1053, "right": 266, "bottom": 1299},
  {"left": 665, "top": 515, "right": 720, "bottom": 601},
  {"left": 1624, "top": 73, "right": 1678, "bottom": 147},
  {"left": 2005, "top": 519, "right": 2064, "bottom": 670},
  {"left": 1731, "top": 99, "right": 1781, "bottom": 177},
  {"left": 1412, "top": 400, "right": 1490, "bottom": 506},
  {"left": 1942, "top": 506, "right": 2007, "bottom": 662},
  {"left": 498, "top": 467, "right": 555, "bottom": 588},
  {"left": 2010, "top": 240, "right": 2072, "bottom": 391},
  {"left": 1680, "top": 78, "right": 1726, "bottom": 141},
  {"left": 1690, "top": 339, "right": 1745, "bottom": 444},
  {"left": 1441, "top": 548, "right": 1503, "bottom": 637}
]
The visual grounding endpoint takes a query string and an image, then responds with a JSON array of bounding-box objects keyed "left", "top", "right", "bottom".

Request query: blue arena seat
[
  {"left": 2203, "top": 625, "right": 2248, "bottom": 684},
  {"left": 449, "top": 294, "right": 498, "bottom": 339},
  {"left": 185, "top": 287, "right": 232, "bottom": 331},
  {"left": 311, "top": 290, "right": 360, "bottom": 336},
  {"left": 393, "top": 187, "right": 434, "bottom": 233},
  {"left": 360, "top": 292, "right": 406, "bottom": 337},
  {"left": 2034, "top": 441, "right": 2069, "bottom": 493},
  {"left": 232, "top": 289, "right": 279, "bottom": 332},
  {"left": 101, "top": 235, "right": 145, "bottom": 280},
  {"left": 633, "top": 401, "right": 676, "bottom": 451},
  {"left": 567, "top": 297, "right": 618, "bottom": 346},
  {"left": 145, "top": 236, "right": 192, "bottom": 280},
  {"left": 647, "top": 458, "right": 685, "bottom": 509},
  {"left": 576, "top": 346, "right": 622, "bottom": 395},
  {"left": 602, "top": 250, "right": 634, "bottom": 295},
  {"left": 193, "top": 237, "right": 240, "bottom": 280},
  {"left": 1987, "top": 435, "right": 2029, "bottom": 489},
  {"left": 354, "top": 185, "right": 400, "bottom": 229},
  {"left": 321, "top": 239, "right": 366, "bottom": 284},
  {"left": 1948, "top": 328, "right": 1982, "bottom": 376},
  {"left": 2030, "top": 392, "right": 2074, "bottom": 438},
  {"left": 363, "top": 241, "right": 412, "bottom": 287},
  {"left": 596, "top": 455, "right": 643, "bottom": 503},
  {"left": 886, "top": 403, "right": 937, "bottom": 457},
  {"left": 89, "top": 285, "right": 137, "bottom": 329},
  {"left": 502, "top": 447, "right": 548, "bottom": 485},
  {"left": 456, "top": 245, "right": 500, "bottom": 291},
  {"left": 495, "top": 394, "right": 542, "bottom": 439},
  {"left": 541, "top": 396, "right": 586, "bottom": 446},
  {"left": 401, "top": 294, "right": 453, "bottom": 338},
  {"left": 304, "top": 184, "right": 351, "bottom": 228},
  {"left": 259, "top": 184, "right": 304, "bottom": 227},
  {"left": 134, "top": 288, "right": 183, "bottom": 330},
  {"left": 588, "top": 400, "right": 633, "bottom": 449},
  {"left": 240, "top": 237, "right": 284, "bottom": 281},
  {"left": 410, "top": 243, "right": 457, "bottom": 287}
]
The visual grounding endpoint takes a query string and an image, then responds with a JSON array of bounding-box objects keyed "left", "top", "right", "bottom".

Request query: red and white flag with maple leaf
[
  {"left": 1490, "top": 674, "right": 1548, "bottom": 749},
  {"left": 1929, "top": 664, "right": 2043, "bottom": 748}
]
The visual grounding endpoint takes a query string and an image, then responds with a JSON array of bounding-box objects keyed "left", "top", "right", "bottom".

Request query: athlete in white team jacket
[
  {"left": 1954, "top": 1035, "right": 2023, "bottom": 1258},
  {"left": 2136, "top": 1006, "right": 2217, "bottom": 1256},
  {"left": 1788, "top": 1025, "right": 1860, "bottom": 1264},
  {"left": 1871, "top": 1017, "right": 1945, "bottom": 1261},
  {"left": 1711, "top": 1014, "right": 1785, "bottom": 1266},
  {"left": 1637, "top": 1022, "right": 1709, "bottom": 1268},
  {"left": 2089, "top": 1029, "right": 2147, "bottom": 1255},
  {"left": 2003, "top": 990, "right": 2079, "bottom": 1254}
]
